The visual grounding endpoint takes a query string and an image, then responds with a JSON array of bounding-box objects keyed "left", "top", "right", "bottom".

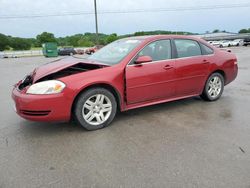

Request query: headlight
[{"left": 26, "top": 80, "right": 66, "bottom": 95}]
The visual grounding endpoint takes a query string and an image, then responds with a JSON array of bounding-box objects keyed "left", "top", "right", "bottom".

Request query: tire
[
  {"left": 200, "top": 73, "right": 224, "bottom": 101},
  {"left": 74, "top": 88, "right": 117, "bottom": 131},
  {"left": 219, "top": 45, "right": 223, "bottom": 48}
]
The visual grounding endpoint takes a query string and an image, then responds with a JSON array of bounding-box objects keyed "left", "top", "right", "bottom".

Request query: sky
[{"left": 0, "top": 0, "right": 250, "bottom": 38}]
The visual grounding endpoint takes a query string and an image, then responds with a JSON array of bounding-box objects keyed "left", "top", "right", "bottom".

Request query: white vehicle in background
[
  {"left": 209, "top": 41, "right": 222, "bottom": 48},
  {"left": 218, "top": 40, "right": 234, "bottom": 48},
  {"left": 231, "top": 39, "right": 244, "bottom": 46}
]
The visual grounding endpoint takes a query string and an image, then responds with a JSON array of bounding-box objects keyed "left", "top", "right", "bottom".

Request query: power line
[{"left": 0, "top": 3, "right": 250, "bottom": 19}]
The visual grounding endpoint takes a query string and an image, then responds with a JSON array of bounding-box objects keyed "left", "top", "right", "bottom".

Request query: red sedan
[{"left": 12, "top": 35, "right": 238, "bottom": 130}]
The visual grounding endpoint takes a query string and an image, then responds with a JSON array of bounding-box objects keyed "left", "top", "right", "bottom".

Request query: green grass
[{"left": 31, "top": 47, "right": 42, "bottom": 50}]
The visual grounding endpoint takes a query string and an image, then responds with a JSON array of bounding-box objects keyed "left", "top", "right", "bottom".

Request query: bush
[
  {"left": 10, "top": 37, "right": 31, "bottom": 50},
  {"left": 0, "top": 33, "right": 9, "bottom": 51},
  {"left": 105, "top": 33, "right": 118, "bottom": 44},
  {"left": 78, "top": 38, "right": 94, "bottom": 47}
]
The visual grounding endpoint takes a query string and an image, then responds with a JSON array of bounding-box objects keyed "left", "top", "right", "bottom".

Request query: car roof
[{"left": 122, "top": 35, "right": 202, "bottom": 42}]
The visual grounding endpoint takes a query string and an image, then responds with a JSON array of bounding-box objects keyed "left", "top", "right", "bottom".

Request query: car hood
[{"left": 32, "top": 57, "right": 108, "bottom": 83}]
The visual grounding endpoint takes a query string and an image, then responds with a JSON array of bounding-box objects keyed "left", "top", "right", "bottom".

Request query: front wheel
[
  {"left": 74, "top": 88, "right": 117, "bottom": 131},
  {"left": 200, "top": 73, "right": 224, "bottom": 101}
]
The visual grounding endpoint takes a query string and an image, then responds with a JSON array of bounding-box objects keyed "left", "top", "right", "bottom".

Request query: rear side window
[
  {"left": 174, "top": 39, "right": 202, "bottom": 58},
  {"left": 200, "top": 43, "right": 214, "bottom": 55}
]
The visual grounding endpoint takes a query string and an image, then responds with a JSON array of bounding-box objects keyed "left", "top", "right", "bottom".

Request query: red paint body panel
[
  {"left": 126, "top": 60, "right": 176, "bottom": 104},
  {"left": 175, "top": 56, "right": 209, "bottom": 96},
  {"left": 12, "top": 35, "right": 238, "bottom": 122},
  {"left": 12, "top": 88, "right": 72, "bottom": 121}
]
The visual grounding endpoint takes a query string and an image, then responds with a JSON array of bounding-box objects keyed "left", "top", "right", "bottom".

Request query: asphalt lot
[{"left": 0, "top": 47, "right": 250, "bottom": 188}]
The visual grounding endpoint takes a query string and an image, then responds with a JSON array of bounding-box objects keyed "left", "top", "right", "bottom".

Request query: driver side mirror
[{"left": 135, "top": 56, "right": 153, "bottom": 65}]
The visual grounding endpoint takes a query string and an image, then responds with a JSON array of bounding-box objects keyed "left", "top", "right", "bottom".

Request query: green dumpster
[{"left": 42, "top": 42, "right": 58, "bottom": 57}]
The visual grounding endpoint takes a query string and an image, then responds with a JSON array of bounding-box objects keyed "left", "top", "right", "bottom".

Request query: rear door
[
  {"left": 125, "top": 39, "right": 176, "bottom": 104},
  {"left": 173, "top": 39, "right": 210, "bottom": 96}
]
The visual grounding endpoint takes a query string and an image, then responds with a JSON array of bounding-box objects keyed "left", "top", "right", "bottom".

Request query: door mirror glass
[{"left": 135, "top": 56, "right": 153, "bottom": 64}]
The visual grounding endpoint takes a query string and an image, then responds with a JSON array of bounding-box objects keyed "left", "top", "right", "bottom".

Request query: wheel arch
[
  {"left": 207, "top": 69, "right": 226, "bottom": 85},
  {"left": 212, "top": 70, "right": 226, "bottom": 83},
  {"left": 71, "top": 83, "right": 122, "bottom": 116}
]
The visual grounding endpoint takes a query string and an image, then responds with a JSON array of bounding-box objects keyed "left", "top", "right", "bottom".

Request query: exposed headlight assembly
[{"left": 26, "top": 80, "right": 66, "bottom": 95}]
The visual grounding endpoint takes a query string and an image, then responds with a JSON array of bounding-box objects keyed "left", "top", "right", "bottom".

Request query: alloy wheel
[
  {"left": 82, "top": 94, "right": 112, "bottom": 126},
  {"left": 208, "top": 76, "right": 222, "bottom": 98}
]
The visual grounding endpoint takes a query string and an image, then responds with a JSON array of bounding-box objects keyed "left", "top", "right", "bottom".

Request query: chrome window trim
[
  {"left": 173, "top": 53, "right": 214, "bottom": 60},
  {"left": 127, "top": 58, "right": 174, "bottom": 67}
]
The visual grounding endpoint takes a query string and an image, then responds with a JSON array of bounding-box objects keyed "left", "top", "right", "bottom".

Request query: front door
[{"left": 125, "top": 39, "right": 176, "bottom": 104}]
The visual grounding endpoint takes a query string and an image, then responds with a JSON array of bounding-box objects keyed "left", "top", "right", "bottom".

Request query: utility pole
[{"left": 94, "top": 0, "right": 99, "bottom": 44}]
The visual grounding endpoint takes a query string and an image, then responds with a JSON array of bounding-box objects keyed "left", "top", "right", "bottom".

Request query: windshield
[{"left": 87, "top": 39, "right": 142, "bottom": 65}]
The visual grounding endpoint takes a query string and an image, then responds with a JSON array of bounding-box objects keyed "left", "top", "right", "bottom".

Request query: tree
[
  {"left": 106, "top": 33, "right": 118, "bottom": 44},
  {"left": 78, "top": 38, "right": 94, "bottom": 47},
  {"left": 57, "top": 37, "right": 68, "bottom": 46},
  {"left": 67, "top": 34, "right": 83, "bottom": 47},
  {"left": 36, "top": 32, "right": 56, "bottom": 46},
  {"left": 0, "top": 33, "right": 9, "bottom": 51},
  {"left": 134, "top": 31, "right": 145, "bottom": 36},
  {"left": 26, "top": 38, "right": 38, "bottom": 47},
  {"left": 239, "top": 29, "right": 250, "bottom": 33},
  {"left": 10, "top": 37, "right": 31, "bottom": 50},
  {"left": 213, "top": 29, "right": 220, "bottom": 33}
]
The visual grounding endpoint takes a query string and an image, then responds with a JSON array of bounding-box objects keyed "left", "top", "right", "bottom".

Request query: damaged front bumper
[{"left": 12, "top": 85, "right": 72, "bottom": 122}]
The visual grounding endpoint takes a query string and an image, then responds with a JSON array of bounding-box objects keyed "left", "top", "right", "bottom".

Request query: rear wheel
[
  {"left": 74, "top": 88, "right": 117, "bottom": 130},
  {"left": 200, "top": 73, "right": 224, "bottom": 101}
]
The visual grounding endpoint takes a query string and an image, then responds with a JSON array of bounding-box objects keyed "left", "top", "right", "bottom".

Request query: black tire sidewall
[
  {"left": 204, "top": 73, "right": 224, "bottom": 101},
  {"left": 74, "top": 88, "right": 117, "bottom": 131}
]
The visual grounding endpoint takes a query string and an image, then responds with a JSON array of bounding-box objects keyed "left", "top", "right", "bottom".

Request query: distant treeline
[
  {"left": 239, "top": 28, "right": 250, "bottom": 34},
  {"left": 0, "top": 30, "right": 194, "bottom": 51},
  {"left": 0, "top": 28, "right": 249, "bottom": 51}
]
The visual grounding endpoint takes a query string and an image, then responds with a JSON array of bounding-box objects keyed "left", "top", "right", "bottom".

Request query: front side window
[
  {"left": 138, "top": 40, "right": 172, "bottom": 61},
  {"left": 88, "top": 39, "right": 142, "bottom": 65},
  {"left": 174, "top": 39, "right": 202, "bottom": 58}
]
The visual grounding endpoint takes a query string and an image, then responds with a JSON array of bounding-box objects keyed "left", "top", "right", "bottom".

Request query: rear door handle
[{"left": 164, "top": 65, "right": 173, "bottom": 70}]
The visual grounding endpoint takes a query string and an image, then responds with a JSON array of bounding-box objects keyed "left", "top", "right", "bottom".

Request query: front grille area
[{"left": 20, "top": 110, "right": 51, "bottom": 116}]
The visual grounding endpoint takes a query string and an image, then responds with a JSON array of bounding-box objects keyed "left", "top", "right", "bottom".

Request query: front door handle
[
  {"left": 164, "top": 65, "right": 173, "bottom": 70},
  {"left": 203, "top": 59, "right": 209, "bottom": 64}
]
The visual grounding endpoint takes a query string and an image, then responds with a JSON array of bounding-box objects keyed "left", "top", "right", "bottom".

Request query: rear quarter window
[{"left": 200, "top": 43, "right": 214, "bottom": 55}]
